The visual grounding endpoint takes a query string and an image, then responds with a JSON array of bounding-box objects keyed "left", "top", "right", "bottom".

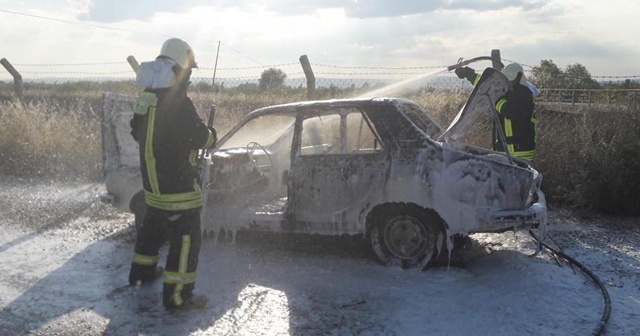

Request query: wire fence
[{"left": 1, "top": 58, "right": 639, "bottom": 214}]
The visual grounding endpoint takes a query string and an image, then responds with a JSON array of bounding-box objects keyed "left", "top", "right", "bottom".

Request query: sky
[{"left": 0, "top": 0, "right": 639, "bottom": 82}]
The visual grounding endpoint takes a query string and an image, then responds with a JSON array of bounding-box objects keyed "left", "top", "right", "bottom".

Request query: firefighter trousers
[{"left": 128, "top": 206, "right": 202, "bottom": 309}]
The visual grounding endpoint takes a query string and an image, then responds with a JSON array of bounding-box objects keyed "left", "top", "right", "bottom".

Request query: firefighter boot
[{"left": 129, "top": 264, "right": 164, "bottom": 286}]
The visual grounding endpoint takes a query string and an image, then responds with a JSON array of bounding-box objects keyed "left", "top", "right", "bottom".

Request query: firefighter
[
  {"left": 455, "top": 63, "right": 537, "bottom": 161},
  {"left": 128, "top": 37, "right": 217, "bottom": 310}
]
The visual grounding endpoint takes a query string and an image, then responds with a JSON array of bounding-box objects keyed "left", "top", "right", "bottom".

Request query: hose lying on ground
[{"left": 529, "top": 230, "right": 611, "bottom": 336}]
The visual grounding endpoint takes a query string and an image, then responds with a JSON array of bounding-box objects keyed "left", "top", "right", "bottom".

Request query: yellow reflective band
[
  {"left": 513, "top": 150, "right": 535, "bottom": 161},
  {"left": 145, "top": 197, "right": 202, "bottom": 211},
  {"left": 189, "top": 150, "right": 198, "bottom": 166},
  {"left": 507, "top": 144, "right": 515, "bottom": 154},
  {"left": 172, "top": 235, "right": 192, "bottom": 306},
  {"left": 204, "top": 131, "right": 215, "bottom": 149},
  {"left": 179, "top": 235, "right": 190, "bottom": 274},
  {"left": 504, "top": 118, "right": 513, "bottom": 137},
  {"left": 472, "top": 73, "right": 481, "bottom": 86},
  {"left": 144, "top": 190, "right": 202, "bottom": 211},
  {"left": 145, "top": 107, "right": 160, "bottom": 194},
  {"left": 163, "top": 271, "right": 197, "bottom": 285},
  {"left": 145, "top": 190, "right": 202, "bottom": 202},
  {"left": 496, "top": 98, "right": 507, "bottom": 113},
  {"left": 132, "top": 253, "right": 159, "bottom": 266},
  {"left": 144, "top": 189, "right": 202, "bottom": 211}
]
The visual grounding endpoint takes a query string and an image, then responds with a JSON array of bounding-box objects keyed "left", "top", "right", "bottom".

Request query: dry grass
[
  {"left": 1, "top": 82, "right": 638, "bottom": 215},
  {"left": 0, "top": 99, "right": 101, "bottom": 180}
]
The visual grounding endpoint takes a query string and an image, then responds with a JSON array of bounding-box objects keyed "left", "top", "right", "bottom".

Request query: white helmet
[
  {"left": 502, "top": 63, "right": 526, "bottom": 84},
  {"left": 157, "top": 38, "right": 197, "bottom": 69}
]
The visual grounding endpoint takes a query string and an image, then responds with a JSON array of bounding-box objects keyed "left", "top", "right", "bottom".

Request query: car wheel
[{"left": 369, "top": 204, "right": 444, "bottom": 270}]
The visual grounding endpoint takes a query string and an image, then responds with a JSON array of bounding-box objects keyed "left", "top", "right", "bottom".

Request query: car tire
[{"left": 369, "top": 203, "right": 445, "bottom": 270}]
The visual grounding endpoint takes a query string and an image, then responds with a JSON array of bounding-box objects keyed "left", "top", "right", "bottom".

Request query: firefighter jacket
[
  {"left": 493, "top": 84, "right": 536, "bottom": 161},
  {"left": 465, "top": 71, "right": 536, "bottom": 161},
  {"left": 130, "top": 86, "right": 216, "bottom": 212}
]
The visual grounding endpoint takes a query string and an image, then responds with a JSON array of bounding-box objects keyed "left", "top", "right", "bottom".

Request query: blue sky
[{"left": 1, "top": 0, "right": 638, "bottom": 81}]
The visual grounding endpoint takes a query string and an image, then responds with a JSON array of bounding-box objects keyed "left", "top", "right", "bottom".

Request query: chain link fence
[{"left": 1, "top": 59, "right": 639, "bottom": 215}]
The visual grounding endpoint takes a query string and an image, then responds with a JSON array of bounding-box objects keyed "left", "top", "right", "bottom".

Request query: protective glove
[{"left": 455, "top": 66, "right": 475, "bottom": 80}]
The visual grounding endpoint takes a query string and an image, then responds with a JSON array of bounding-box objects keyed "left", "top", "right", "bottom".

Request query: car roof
[{"left": 245, "top": 97, "right": 420, "bottom": 118}]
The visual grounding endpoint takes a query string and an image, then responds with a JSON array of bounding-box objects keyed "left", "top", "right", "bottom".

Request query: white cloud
[{"left": 0, "top": 0, "right": 638, "bottom": 80}]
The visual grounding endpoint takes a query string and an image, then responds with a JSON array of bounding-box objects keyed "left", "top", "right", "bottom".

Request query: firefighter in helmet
[
  {"left": 128, "top": 37, "right": 216, "bottom": 310},
  {"left": 456, "top": 63, "right": 537, "bottom": 161}
]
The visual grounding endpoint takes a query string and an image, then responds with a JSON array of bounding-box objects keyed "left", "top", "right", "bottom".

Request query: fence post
[
  {"left": 299, "top": 55, "right": 315, "bottom": 100},
  {"left": 491, "top": 49, "right": 502, "bottom": 70},
  {"left": 1, "top": 58, "right": 23, "bottom": 99},
  {"left": 126, "top": 55, "right": 139, "bottom": 74}
]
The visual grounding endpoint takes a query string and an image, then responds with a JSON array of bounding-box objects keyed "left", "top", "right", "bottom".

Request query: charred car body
[{"left": 102, "top": 68, "right": 547, "bottom": 269}]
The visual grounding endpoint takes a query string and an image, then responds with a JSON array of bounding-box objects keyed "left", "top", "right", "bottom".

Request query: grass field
[{"left": 1, "top": 81, "right": 638, "bottom": 216}]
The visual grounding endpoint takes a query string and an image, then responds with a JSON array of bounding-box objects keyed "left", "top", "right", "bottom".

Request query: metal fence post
[
  {"left": 1, "top": 58, "right": 23, "bottom": 99},
  {"left": 126, "top": 55, "right": 139, "bottom": 74},
  {"left": 491, "top": 49, "right": 502, "bottom": 70},
  {"left": 299, "top": 55, "right": 316, "bottom": 100}
]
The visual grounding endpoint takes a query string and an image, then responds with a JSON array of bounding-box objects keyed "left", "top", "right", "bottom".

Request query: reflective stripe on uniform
[
  {"left": 144, "top": 190, "right": 202, "bottom": 211},
  {"left": 169, "top": 235, "right": 192, "bottom": 306},
  {"left": 144, "top": 106, "right": 160, "bottom": 194},
  {"left": 504, "top": 118, "right": 513, "bottom": 137},
  {"left": 513, "top": 149, "right": 535, "bottom": 161},
  {"left": 145, "top": 190, "right": 201, "bottom": 202},
  {"left": 204, "top": 131, "right": 215, "bottom": 148},
  {"left": 472, "top": 73, "right": 481, "bottom": 86},
  {"left": 163, "top": 271, "right": 197, "bottom": 285},
  {"left": 495, "top": 98, "right": 507, "bottom": 113},
  {"left": 132, "top": 253, "right": 159, "bottom": 266},
  {"left": 189, "top": 150, "right": 198, "bottom": 166}
]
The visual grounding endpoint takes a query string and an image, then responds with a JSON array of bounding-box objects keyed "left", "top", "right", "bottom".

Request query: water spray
[{"left": 357, "top": 55, "right": 504, "bottom": 98}]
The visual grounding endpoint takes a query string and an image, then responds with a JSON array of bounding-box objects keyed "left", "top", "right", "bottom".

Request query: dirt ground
[{"left": 1, "top": 175, "right": 639, "bottom": 335}]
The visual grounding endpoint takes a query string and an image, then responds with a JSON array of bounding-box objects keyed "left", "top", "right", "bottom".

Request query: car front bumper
[{"left": 484, "top": 189, "right": 548, "bottom": 232}]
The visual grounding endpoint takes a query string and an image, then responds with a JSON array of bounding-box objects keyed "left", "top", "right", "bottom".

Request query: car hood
[{"left": 438, "top": 68, "right": 512, "bottom": 142}]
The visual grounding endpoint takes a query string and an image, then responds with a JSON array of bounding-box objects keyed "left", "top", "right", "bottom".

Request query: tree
[
  {"left": 564, "top": 63, "right": 600, "bottom": 89},
  {"left": 530, "top": 60, "right": 600, "bottom": 89},
  {"left": 530, "top": 59, "right": 564, "bottom": 88},
  {"left": 259, "top": 68, "right": 287, "bottom": 91}
]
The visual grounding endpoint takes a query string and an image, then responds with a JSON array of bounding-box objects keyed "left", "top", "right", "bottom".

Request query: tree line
[
  {"left": 526, "top": 59, "right": 636, "bottom": 90},
  {"left": 247, "top": 61, "right": 639, "bottom": 93}
]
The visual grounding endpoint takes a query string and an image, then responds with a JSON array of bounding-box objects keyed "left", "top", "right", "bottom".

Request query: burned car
[{"left": 102, "top": 68, "right": 547, "bottom": 269}]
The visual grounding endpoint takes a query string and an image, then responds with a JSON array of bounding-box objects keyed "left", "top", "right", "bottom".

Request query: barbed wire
[
  {"left": 2, "top": 60, "right": 640, "bottom": 84},
  {"left": 201, "top": 63, "right": 298, "bottom": 71},
  {"left": 2, "top": 58, "right": 639, "bottom": 79},
  {"left": 0, "top": 8, "right": 266, "bottom": 67},
  {"left": 14, "top": 70, "right": 133, "bottom": 75},
  {"left": 11, "top": 61, "right": 127, "bottom": 67},
  {"left": 315, "top": 71, "right": 439, "bottom": 76},
  {"left": 502, "top": 58, "right": 640, "bottom": 79},
  {"left": 311, "top": 63, "right": 447, "bottom": 70}
]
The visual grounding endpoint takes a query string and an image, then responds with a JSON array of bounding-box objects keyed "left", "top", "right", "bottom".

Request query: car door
[{"left": 287, "top": 108, "right": 388, "bottom": 235}]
